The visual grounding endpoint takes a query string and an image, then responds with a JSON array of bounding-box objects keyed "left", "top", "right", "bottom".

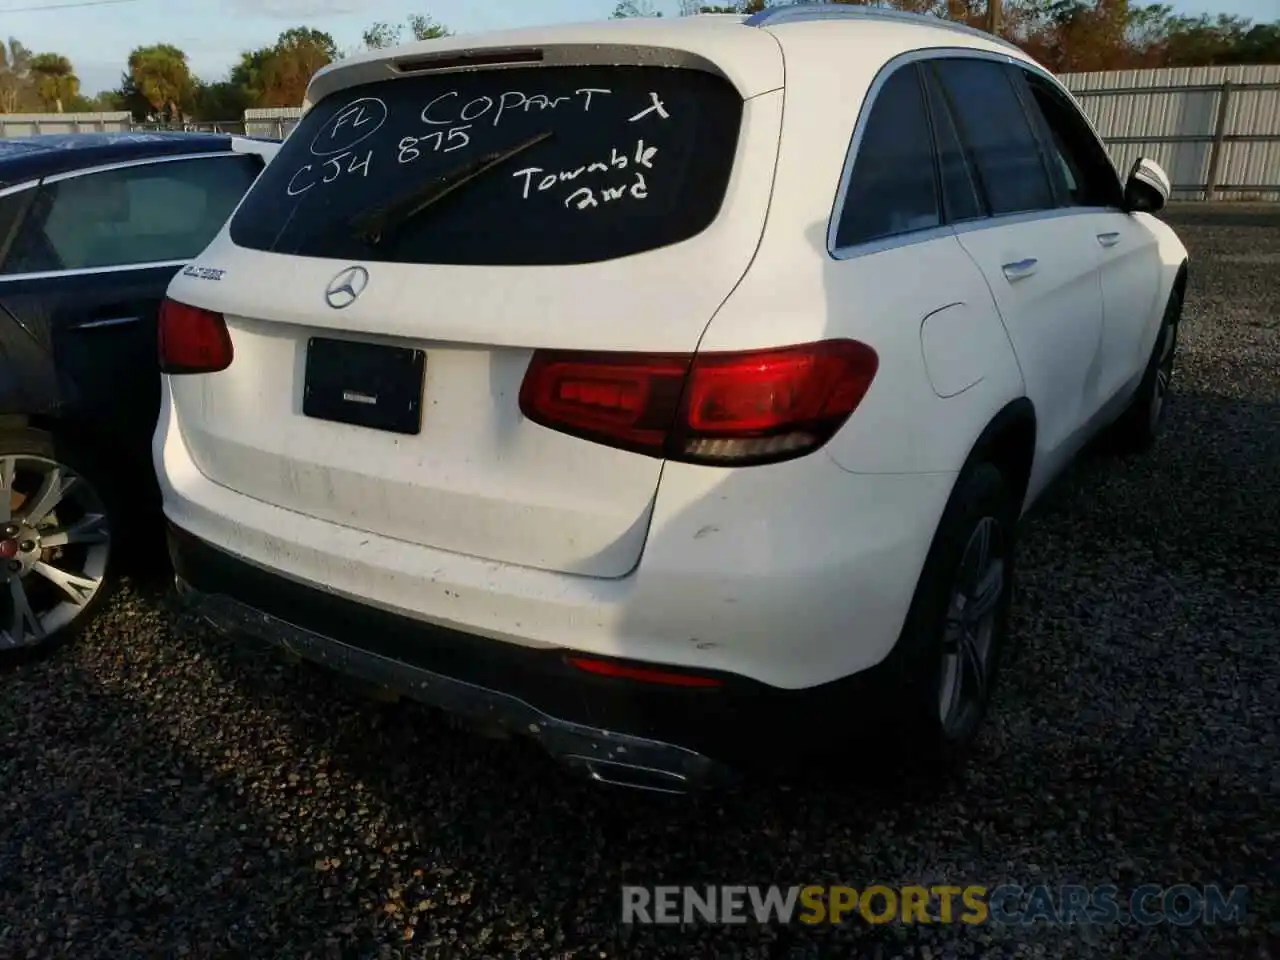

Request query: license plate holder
[{"left": 302, "top": 336, "right": 425, "bottom": 435}]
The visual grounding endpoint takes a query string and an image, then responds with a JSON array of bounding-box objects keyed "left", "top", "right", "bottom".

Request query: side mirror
[{"left": 1123, "top": 157, "right": 1171, "bottom": 214}]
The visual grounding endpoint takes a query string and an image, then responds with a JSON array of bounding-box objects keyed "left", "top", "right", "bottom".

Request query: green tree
[
  {"left": 29, "top": 52, "right": 78, "bottom": 113},
  {"left": 1228, "top": 21, "right": 1280, "bottom": 63},
  {"left": 72, "top": 91, "right": 117, "bottom": 112},
  {"left": 362, "top": 21, "right": 403, "bottom": 49},
  {"left": 64, "top": 93, "right": 98, "bottom": 112},
  {"left": 229, "top": 47, "right": 272, "bottom": 105},
  {"left": 107, "top": 73, "right": 154, "bottom": 121},
  {"left": 190, "top": 79, "right": 252, "bottom": 121},
  {"left": 612, "top": 0, "right": 663, "bottom": 17},
  {"left": 274, "top": 27, "right": 339, "bottom": 61},
  {"left": 257, "top": 27, "right": 338, "bottom": 107},
  {"left": 0, "top": 37, "right": 34, "bottom": 113},
  {"left": 363, "top": 14, "right": 451, "bottom": 49},
  {"left": 684, "top": 1, "right": 767, "bottom": 12},
  {"left": 127, "top": 43, "right": 194, "bottom": 122},
  {"left": 407, "top": 13, "right": 451, "bottom": 39},
  {"left": 1158, "top": 12, "right": 1255, "bottom": 66}
]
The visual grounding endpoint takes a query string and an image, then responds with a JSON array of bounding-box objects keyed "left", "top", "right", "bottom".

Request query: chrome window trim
[
  {"left": 831, "top": 222, "right": 958, "bottom": 262},
  {"left": 41, "top": 149, "right": 246, "bottom": 185},
  {"left": 951, "top": 204, "right": 1112, "bottom": 234},
  {"left": 830, "top": 206, "right": 1116, "bottom": 264},
  {"left": 0, "top": 151, "right": 257, "bottom": 282},
  {"left": 827, "top": 46, "right": 1124, "bottom": 262},
  {"left": 0, "top": 150, "right": 250, "bottom": 198},
  {"left": 0, "top": 259, "right": 189, "bottom": 283},
  {"left": 72, "top": 315, "right": 143, "bottom": 330},
  {"left": 0, "top": 179, "right": 40, "bottom": 199}
]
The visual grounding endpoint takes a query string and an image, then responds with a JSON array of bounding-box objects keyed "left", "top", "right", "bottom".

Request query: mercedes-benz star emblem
[{"left": 325, "top": 265, "right": 369, "bottom": 309}]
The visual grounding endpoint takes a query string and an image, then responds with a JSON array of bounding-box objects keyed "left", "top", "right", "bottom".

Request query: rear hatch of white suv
[{"left": 162, "top": 23, "right": 784, "bottom": 579}]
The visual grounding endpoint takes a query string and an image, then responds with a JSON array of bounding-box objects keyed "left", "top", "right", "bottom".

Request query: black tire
[
  {"left": 0, "top": 427, "right": 120, "bottom": 664},
  {"left": 1106, "top": 288, "right": 1181, "bottom": 454},
  {"left": 885, "top": 461, "right": 1018, "bottom": 775}
]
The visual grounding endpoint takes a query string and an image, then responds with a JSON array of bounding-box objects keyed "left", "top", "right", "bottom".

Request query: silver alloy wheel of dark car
[
  {"left": 937, "top": 515, "right": 1005, "bottom": 738},
  {"left": 0, "top": 454, "right": 112, "bottom": 649}
]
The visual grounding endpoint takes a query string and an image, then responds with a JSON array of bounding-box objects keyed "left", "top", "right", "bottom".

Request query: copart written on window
[{"left": 229, "top": 65, "right": 744, "bottom": 267}]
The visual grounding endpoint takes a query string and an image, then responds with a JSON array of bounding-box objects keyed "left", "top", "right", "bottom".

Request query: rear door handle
[
  {"left": 72, "top": 315, "right": 142, "bottom": 331},
  {"left": 1001, "top": 258, "right": 1038, "bottom": 282},
  {"left": 1097, "top": 232, "right": 1121, "bottom": 248}
]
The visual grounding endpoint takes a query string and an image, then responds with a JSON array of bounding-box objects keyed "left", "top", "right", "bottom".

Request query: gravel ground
[{"left": 2, "top": 204, "right": 1277, "bottom": 959}]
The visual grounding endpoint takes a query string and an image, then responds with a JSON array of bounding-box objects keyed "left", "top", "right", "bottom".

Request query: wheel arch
[
  {"left": 958, "top": 398, "right": 1038, "bottom": 516},
  {"left": 891, "top": 397, "right": 1037, "bottom": 654},
  {"left": 1172, "top": 257, "right": 1189, "bottom": 302},
  {"left": 3, "top": 411, "right": 98, "bottom": 455},
  {"left": 1, "top": 411, "right": 122, "bottom": 501},
  {"left": 871, "top": 397, "right": 1035, "bottom": 693}
]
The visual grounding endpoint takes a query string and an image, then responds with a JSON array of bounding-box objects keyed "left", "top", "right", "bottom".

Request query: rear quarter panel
[{"left": 699, "top": 27, "right": 1027, "bottom": 477}]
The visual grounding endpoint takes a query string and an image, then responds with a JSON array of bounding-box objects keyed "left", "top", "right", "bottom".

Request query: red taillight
[
  {"left": 518, "top": 339, "right": 878, "bottom": 466},
  {"left": 518, "top": 351, "right": 691, "bottom": 454},
  {"left": 158, "top": 297, "right": 233, "bottom": 375},
  {"left": 566, "top": 657, "right": 724, "bottom": 688}
]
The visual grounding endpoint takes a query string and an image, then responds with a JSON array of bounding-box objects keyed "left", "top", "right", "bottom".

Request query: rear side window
[
  {"left": 835, "top": 65, "right": 940, "bottom": 248},
  {"left": 929, "top": 58, "right": 1055, "bottom": 217},
  {"left": 0, "top": 185, "right": 36, "bottom": 269},
  {"left": 228, "top": 65, "right": 744, "bottom": 267},
  {"left": 2, "top": 155, "right": 262, "bottom": 275}
]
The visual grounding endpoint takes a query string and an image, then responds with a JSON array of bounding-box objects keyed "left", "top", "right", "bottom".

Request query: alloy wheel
[
  {"left": 0, "top": 454, "right": 111, "bottom": 649},
  {"left": 938, "top": 515, "right": 1005, "bottom": 738}
]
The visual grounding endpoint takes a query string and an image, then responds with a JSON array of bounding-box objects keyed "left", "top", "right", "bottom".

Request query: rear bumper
[
  {"left": 155, "top": 382, "right": 956, "bottom": 692},
  {"left": 168, "top": 523, "right": 898, "bottom": 791}
]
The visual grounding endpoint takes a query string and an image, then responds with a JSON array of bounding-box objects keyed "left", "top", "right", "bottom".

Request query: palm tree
[
  {"left": 128, "top": 43, "right": 194, "bottom": 123},
  {"left": 0, "top": 37, "right": 34, "bottom": 113},
  {"left": 30, "top": 53, "right": 78, "bottom": 113}
]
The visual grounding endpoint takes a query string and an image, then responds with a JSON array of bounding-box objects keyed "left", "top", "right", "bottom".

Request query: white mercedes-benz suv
[{"left": 153, "top": 6, "right": 1189, "bottom": 792}]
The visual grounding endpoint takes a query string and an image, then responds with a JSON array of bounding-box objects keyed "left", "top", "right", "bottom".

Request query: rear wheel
[
  {"left": 0, "top": 429, "right": 116, "bottom": 660},
  {"left": 889, "top": 461, "right": 1017, "bottom": 774}
]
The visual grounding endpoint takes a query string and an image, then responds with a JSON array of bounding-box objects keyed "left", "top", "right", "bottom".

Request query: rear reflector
[
  {"left": 567, "top": 657, "right": 724, "bottom": 688},
  {"left": 158, "top": 297, "right": 233, "bottom": 375},
  {"left": 519, "top": 339, "right": 878, "bottom": 466}
]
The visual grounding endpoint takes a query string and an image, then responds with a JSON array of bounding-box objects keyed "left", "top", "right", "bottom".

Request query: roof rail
[{"left": 743, "top": 3, "right": 1024, "bottom": 54}]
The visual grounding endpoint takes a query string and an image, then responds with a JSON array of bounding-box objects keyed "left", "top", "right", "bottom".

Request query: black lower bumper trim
[
  {"left": 176, "top": 579, "right": 726, "bottom": 792},
  {"left": 166, "top": 523, "right": 886, "bottom": 788}
]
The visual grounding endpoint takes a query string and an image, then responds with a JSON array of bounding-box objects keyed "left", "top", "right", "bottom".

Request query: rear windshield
[{"left": 228, "top": 65, "right": 744, "bottom": 266}]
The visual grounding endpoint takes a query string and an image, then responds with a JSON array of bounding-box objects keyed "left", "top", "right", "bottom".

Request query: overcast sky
[{"left": 3, "top": 0, "right": 1273, "bottom": 97}]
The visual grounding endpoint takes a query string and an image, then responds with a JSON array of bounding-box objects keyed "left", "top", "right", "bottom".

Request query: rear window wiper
[{"left": 349, "top": 130, "right": 552, "bottom": 247}]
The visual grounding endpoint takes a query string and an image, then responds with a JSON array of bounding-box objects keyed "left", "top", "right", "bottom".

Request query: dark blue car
[{"left": 0, "top": 131, "right": 280, "bottom": 657}]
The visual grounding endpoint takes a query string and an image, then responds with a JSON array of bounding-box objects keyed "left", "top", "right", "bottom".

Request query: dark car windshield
[{"left": 228, "top": 64, "right": 744, "bottom": 267}]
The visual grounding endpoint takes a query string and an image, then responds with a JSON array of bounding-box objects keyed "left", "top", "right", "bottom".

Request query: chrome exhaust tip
[{"left": 563, "top": 755, "right": 692, "bottom": 795}]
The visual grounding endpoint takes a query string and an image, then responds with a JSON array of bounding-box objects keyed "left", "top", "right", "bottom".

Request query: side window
[
  {"left": 1017, "top": 69, "right": 1123, "bottom": 209},
  {"left": 0, "top": 185, "right": 37, "bottom": 270},
  {"left": 919, "top": 66, "right": 984, "bottom": 224},
  {"left": 835, "top": 64, "right": 940, "bottom": 249},
  {"left": 929, "top": 58, "right": 1056, "bottom": 217},
  {"left": 2, "top": 154, "right": 262, "bottom": 275}
]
